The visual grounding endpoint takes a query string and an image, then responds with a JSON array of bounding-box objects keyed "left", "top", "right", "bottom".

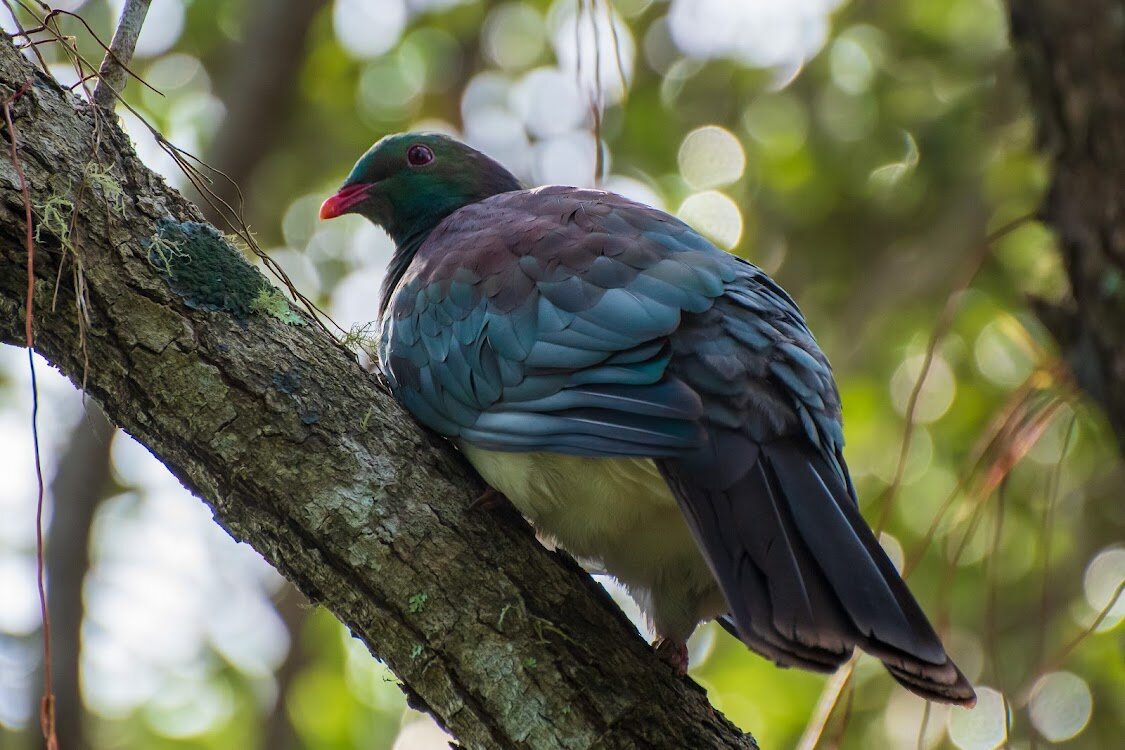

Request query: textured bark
[
  {"left": 0, "top": 37, "right": 754, "bottom": 750},
  {"left": 1007, "top": 0, "right": 1125, "bottom": 453},
  {"left": 35, "top": 4, "right": 332, "bottom": 740}
]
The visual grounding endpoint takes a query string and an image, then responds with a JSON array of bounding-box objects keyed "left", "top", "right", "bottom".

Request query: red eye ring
[{"left": 407, "top": 144, "right": 434, "bottom": 167}]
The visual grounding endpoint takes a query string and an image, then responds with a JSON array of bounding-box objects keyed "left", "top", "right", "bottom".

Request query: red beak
[{"left": 319, "top": 183, "right": 371, "bottom": 219}]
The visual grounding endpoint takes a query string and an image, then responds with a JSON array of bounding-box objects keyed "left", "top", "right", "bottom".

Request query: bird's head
[{"left": 319, "top": 132, "right": 521, "bottom": 247}]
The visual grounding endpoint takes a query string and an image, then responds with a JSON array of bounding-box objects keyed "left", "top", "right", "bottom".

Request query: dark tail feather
[
  {"left": 660, "top": 436, "right": 976, "bottom": 707},
  {"left": 885, "top": 660, "right": 976, "bottom": 706}
]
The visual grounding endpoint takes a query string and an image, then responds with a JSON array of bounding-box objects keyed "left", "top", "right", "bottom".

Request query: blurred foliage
[{"left": 1, "top": 1, "right": 1123, "bottom": 749}]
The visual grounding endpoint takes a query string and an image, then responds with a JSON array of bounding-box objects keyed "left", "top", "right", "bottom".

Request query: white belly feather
[{"left": 460, "top": 445, "right": 727, "bottom": 640}]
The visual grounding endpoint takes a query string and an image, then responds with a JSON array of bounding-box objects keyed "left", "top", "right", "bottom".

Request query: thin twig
[
  {"left": 2, "top": 0, "right": 50, "bottom": 72},
  {"left": 915, "top": 700, "right": 932, "bottom": 750},
  {"left": 17, "top": 4, "right": 163, "bottom": 99},
  {"left": 16, "top": 1, "right": 330, "bottom": 340},
  {"left": 1032, "top": 415, "right": 1076, "bottom": 670},
  {"left": 603, "top": 0, "right": 627, "bottom": 98},
  {"left": 874, "top": 212, "right": 1035, "bottom": 534},
  {"left": 4, "top": 77, "right": 58, "bottom": 750},
  {"left": 902, "top": 380, "right": 1039, "bottom": 578},
  {"left": 590, "top": 0, "right": 603, "bottom": 184},
  {"left": 983, "top": 476, "right": 1007, "bottom": 685},
  {"left": 825, "top": 680, "right": 856, "bottom": 748},
  {"left": 902, "top": 368, "right": 1073, "bottom": 578},
  {"left": 1016, "top": 577, "right": 1125, "bottom": 706},
  {"left": 795, "top": 658, "right": 855, "bottom": 750},
  {"left": 93, "top": 0, "right": 151, "bottom": 109}
]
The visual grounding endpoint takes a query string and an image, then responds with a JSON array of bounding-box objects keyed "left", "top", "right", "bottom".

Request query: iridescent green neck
[
  {"left": 381, "top": 169, "right": 521, "bottom": 248},
  {"left": 379, "top": 230, "right": 429, "bottom": 319},
  {"left": 376, "top": 162, "right": 521, "bottom": 317}
]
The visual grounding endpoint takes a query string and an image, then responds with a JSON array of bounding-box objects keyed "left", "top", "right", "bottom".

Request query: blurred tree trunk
[
  {"left": 1006, "top": 0, "right": 1125, "bottom": 453},
  {"left": 39, "top": 405, "right": 114, "bottom": 750},
  {"left": 260, "top": 585, "right": 309, "bottom": 750},
  {"left": 0, "top": 37, "right": 754, "bottom": 750},
  {"left": 193, "top": 0, "right": 329, "bottom": 228}
]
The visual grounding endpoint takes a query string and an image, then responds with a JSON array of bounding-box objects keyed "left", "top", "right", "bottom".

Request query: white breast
[{"left": 460, "top": 445, "right": 727, "bottom": 641}]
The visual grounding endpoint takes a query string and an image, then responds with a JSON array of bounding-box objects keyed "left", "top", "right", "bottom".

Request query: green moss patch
[{"left": 147, "top": 220, "right": 304, "bottom": 325}]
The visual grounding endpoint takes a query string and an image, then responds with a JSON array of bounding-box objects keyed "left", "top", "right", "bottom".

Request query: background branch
[
  {"left": 192, "top": 0, "right": 329, "bottom": 228},
  {"left": 38, "top": 405, "right": 114, "bottom": 750},
  {"left": 1007, "top": 0, "right": 1125, "bottom": 454},
  {"left": 92, "top": 0, "right": 151, "bottom": 109}
]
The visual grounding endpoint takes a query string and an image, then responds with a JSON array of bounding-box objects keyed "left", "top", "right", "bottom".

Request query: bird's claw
[
  {"left": 653, "top": 637, "right": 690, "bottom": 675},
  {"left": 469, "top": 486, "right": 512, "bottom": 512}
]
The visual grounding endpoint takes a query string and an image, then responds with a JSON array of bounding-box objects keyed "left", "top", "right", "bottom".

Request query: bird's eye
[{"left": 407, "top": 144, "right": 434, "bottom": 167}]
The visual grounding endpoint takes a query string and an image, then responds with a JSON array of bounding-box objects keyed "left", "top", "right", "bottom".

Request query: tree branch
[
  {"left": 93, "top": 0, "right": 151, "bottom": 109},
  {"left": 0, "top": 37, "right": 754, "bottom": 750},
  {"left": 1006, "top": 0, "right": 1125, "bottom": 453}
]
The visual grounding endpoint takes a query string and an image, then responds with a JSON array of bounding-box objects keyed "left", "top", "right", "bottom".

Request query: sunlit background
[{"left": 2, "top": 0, "right": 1123, "bottom": 748}]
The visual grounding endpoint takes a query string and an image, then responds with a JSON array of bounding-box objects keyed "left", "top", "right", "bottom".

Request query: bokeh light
[
  {"left": 872, "top": 424, "right": 934, "bottom": 485},
  {"left": 1025, "top": 403, "right": 1077, "bottom": 465},
  {"left": 143, "top": 676, "right": 235, "bottom": 739},
  {"left": 0, "top": 554, "right": 38, "bottom": 634},
  {"left": 974, "top": 318, "right": 1035, "bottom": 387},
  {"left": 668, "top": 0, "right": 842, "bottom": 72},
  {"left": 532, "top": 130, "right": 597, "bottom": 186},
  {"left": 511, "top": 67, "right": 585, "bottom": 138},
  {"left": 743, "top": 93, "right": 810, "bottom": 158},
  {"left": 890, "top": 354, "right": 956, "bottom": 424},
  {"left": 945, "top": 628, "right": 985, "bottom": 684},
  {"left": 882, "top": 688, "right": 949, "bottom": 749},
  {"left": 1028, "top": 671, "right": 1093, "bottom": 742},
  {"left": 391, "top": 717, "right": 452, "bottom": 749},
  {"left": 117, "top": 107, "right": 182, "bottom": 184},
  {"left": 602, "top": 175, "right": 665, "bottom": 210},
  {"left": 484, "top": 3, "right": 547, "bottom": 70},
  {"left": 357, "top": 49, "right": 428, "bottom": 122},
  {"left": 677, "top": 126, "right": 746, "bottom": 190},
  {"left": 77, "top": 435, "right": 287, "bottom": 727},
  {"left": 641, "top": 15, "right": 678, "bottom": 75},
  {"left": 947, "top": 686, "right": 1008, "bottom": 750},
  {"left": 0, "top": 637, "right": 34, "bottom": 729},
  {"left": 333, "top": 0, "right": 407, "bottom": 59},
  {"left": 868, "top": 131, "right": 920, "bottom": 196},
  {"left": 878, "top": 532, "right": 905, "bottom": 574},
  {"left": 143, "top": 53, "right": 207, "bottom": 93},
  {"left": 677, "top": 191, "right": 743, "bottom": 249},
  {"left": 829, "top": 28, "right": 880, "bottom": 95},
  {"left": 1083, "top": 545, "right": 1125, "bottom": 630}
]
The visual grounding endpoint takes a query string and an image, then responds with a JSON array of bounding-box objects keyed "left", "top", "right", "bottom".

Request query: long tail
[{"left": 660, "top": 437, "right": 976, "bottom": 706}]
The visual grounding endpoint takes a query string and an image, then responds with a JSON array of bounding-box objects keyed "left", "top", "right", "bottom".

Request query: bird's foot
[
  {"left": 469, "top": 486, "right": 513, "bottom": 512},
  {"left": 653, "top": 637, "right": 690, "bottom": 675}
]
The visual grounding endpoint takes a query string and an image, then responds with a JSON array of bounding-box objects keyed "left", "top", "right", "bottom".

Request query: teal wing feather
[{"left": 378, "top": 187, "right": 733, "bottom": 457}]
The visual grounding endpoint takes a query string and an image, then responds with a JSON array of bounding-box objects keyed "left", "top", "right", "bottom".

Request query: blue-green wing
[{"left": 378, "top": 187, "right": 745, "bottom": 457}]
